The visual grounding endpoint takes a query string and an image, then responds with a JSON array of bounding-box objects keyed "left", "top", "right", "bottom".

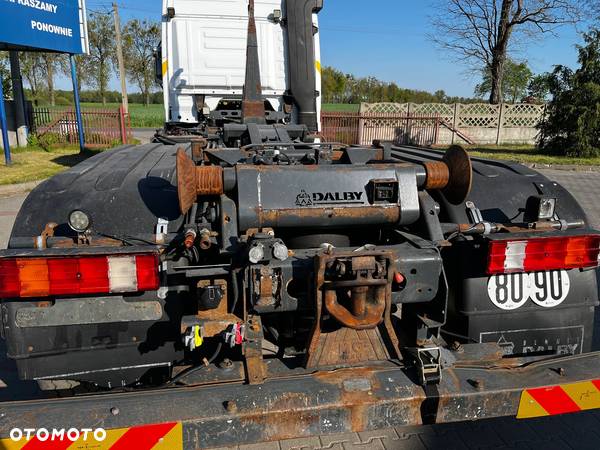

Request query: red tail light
[
  {"left": 487, "top": 235, "right": 600, "bottom": 275},
  {"left": 0, "top": 253, "right": 159, "bottom": 298}
]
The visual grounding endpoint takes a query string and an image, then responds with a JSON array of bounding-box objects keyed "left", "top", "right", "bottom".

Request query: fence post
[
  {"left": 452, "top": 103, "right": 460, "bottom": 144},
  {"left": 496, "top": 103, "right": 505, "bottom": 145},
  {"left": 405, "top": 103, "right": 412, "bottom": 145},
  {"left": 358, "top": 103, "right": 365, "bottom": 145},
  {"left": 119, "top": 105, "right": 127, "bottom": 144}
]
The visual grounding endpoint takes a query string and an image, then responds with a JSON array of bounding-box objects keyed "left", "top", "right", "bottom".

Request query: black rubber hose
[
  {"left": 166, "top": 342, "right": 223, "bottom": 386},
  {"left": 230, "top": 269, "right": 242, "bottom": 313}
]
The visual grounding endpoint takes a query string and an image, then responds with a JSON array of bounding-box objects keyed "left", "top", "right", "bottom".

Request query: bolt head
[
  {"left": 225, "top": 400, "right": 237, "bottom": 413},
  {"left": 272, "top": 242, "right": 288, "bottom": 261},
  {"left": 248, "top": 244, "right": 265, "bottom": 264}
]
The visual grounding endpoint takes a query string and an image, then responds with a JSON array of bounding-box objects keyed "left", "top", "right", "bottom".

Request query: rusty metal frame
[{"left": 2, "top": 347, "right": 600, "bottom": 448}]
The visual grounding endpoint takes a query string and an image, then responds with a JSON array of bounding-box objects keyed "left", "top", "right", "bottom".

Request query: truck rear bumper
[{"left": 1, "top": 348, "right": 600, "bottom": 449}]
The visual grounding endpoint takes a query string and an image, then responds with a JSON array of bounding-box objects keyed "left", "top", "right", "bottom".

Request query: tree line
[
  {"left": 321, "top": 62, "right": 553, "bottom": 106},
  {"left": 19, "top": 89, "right": 164, "bottom": 106},
  {"left": 0, "top": 11, "right": 160, "bottom": 106},
  {"left": 321, "top": 66, "right": 479, "bottom": 105}
]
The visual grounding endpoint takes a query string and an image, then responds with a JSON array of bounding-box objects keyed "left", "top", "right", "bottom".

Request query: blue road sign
[{"left": 0, "top": 0, "right": 88, "bottom": 54}]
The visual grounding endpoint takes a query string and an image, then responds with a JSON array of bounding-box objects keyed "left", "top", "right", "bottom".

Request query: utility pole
[{"left": 113, "top": 3, "right": 128, "bottom": 114}]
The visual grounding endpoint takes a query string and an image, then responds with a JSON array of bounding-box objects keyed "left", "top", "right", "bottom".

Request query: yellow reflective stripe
[
  {"left": 162, "top": 60, "right": 168, "bottom": 77},
  {"left": 517, "top": 390, "right": 550, "bottom": 419},
  {"left": 561, "top": 381, "right": 600, "bottom": 411},
  {"left": 0, "top": 437, "right": 25, "bottom": 450},
  {"left": 151, "top": 422, "right": 183, "bottom": 450},
  {"left": 315, "top": 60, "right": 321, "bottom": 74}
]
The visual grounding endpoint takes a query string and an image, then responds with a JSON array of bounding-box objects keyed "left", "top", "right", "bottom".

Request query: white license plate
[{"left": 488, "top": 270, "right": 571, "bottom": 310}]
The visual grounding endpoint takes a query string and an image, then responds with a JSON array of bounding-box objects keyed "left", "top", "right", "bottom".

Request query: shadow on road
[{"left": 50, "top": 150, "right": 103, "bottom": 168}]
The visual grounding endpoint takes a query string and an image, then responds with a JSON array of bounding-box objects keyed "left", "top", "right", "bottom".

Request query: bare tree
[{"left": 431, "top": 0, "right": 581, "bottom": 104}]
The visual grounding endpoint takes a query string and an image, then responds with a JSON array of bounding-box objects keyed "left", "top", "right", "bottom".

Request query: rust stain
[
  {"left": 198, "top": 230, "right": 212, "bottom": 250},
  {"left": 238, "top": 395, "right": 321, "bottom": 442},
  {"left": 176, "top": 149, "right": 224, "bottom": 215},
  {"left": 51, "top": 237, "right": 124, "bottom": 248},
  {"left": 306, "top": 251, "right": 401, "bottom": 370},
  {"left": 184, "top": 231, "right": 196, "bottom": 249},
  {"left": 423, "top": 161, "right": 450, "bottom": 190},
  {"left": 315, "top": 367, "right": 382, "bottom": 432},
  {"left": 256, "top": 266, "right": 275, "bottom": 307},
  {"left": 195, "top": 166, "right": 224, "bottom": 196},
  {"left": 332, "top": 150, "right": 344, "bottom": 161},
  {"left": 241, "top": 367, "right": 385, "bottom": 436},
  {"left": 190, "top": 138, "right": 208, "bottom": 160},
  {"left": 256, "top": 206, "right": 400, "bottom": 225},
  {"left": 324, "top": 289, "right": 385, "bottom": 330},
  {"left": 231, "top": 368, "right": 428, "bottom": 441},
  {"left": 176, "top": 148, "right": 198, "bottom": 214},
  {"left": 242, "top": 100, "right": 266, "bottom": 120}
]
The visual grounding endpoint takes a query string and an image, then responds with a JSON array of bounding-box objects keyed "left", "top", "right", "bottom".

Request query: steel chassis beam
[{"left": 1, "top": 349, "right": 600, "bottom": 448}]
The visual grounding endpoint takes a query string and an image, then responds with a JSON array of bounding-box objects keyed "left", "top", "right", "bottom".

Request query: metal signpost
[
  {"left": 0, "top": 0, "right": 89, "bottom": 163},
  {"left": 0, "top": 79, "right": 11, "bottom": 165}
]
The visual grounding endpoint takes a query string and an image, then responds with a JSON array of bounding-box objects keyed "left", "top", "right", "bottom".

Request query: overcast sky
[{"left": 74, "top": 0, "right": 586, "bottom": 97}]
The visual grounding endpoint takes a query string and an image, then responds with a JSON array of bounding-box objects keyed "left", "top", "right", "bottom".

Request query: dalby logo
[
  {"left": 295, "top": 190, "right": 313, "bottom": 207},
  {"left": 295, "top": 190, "right": 364, "bottom": 207}
]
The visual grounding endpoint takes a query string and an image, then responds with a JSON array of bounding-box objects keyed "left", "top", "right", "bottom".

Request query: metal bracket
[
  {"left": 418, "top": 192, "right": 444, "bottom": 242},
  {"left": 465, "top": 201, "right": 494, "bottom": 235},
  {"left": 408, "top": 347, "right": 442, "bottom": 386},
  {"left": 243, "top": 315, "right": 266, "bottom": 385},
  {"left": 465, "top": 201, "right": 483, "bottom": 224},
  {"left": 155, "top": 218, "right": 169, "bottom": 244}
]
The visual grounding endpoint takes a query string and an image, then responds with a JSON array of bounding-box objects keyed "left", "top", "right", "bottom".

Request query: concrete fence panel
[{"left": 359, "top": 102, "right": 546, "bottom": 146}]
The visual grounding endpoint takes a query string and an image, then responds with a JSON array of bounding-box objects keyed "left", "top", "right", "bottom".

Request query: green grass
[
  {"left": 449, "top": 145, "right": 600, "bottom": 166},
  {"left": 80, "top": 103, "right": 164, "bottom": 128},
  {"left": 322, "top": 103, "right": 360, "bottom": 113},
  {"left": 0, "top": 146, "right": 103, "bottom": 185}
]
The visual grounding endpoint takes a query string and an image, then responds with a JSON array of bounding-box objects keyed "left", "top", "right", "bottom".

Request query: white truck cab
[{"left": 158, "top": 0, "right": 322, "bottom": 132}]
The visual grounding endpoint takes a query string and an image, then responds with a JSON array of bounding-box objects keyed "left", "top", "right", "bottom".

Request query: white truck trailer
[{"left": 156, "top": 0, "right": 322, "bottom": 137}]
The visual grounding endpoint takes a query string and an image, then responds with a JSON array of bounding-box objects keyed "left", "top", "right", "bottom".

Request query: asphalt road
[
  {"left": 0, "top": 168, "right": 599, "bottom": 449},
  {"left": 133, "top": 127, "right": 159, "bottom": 145}
]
